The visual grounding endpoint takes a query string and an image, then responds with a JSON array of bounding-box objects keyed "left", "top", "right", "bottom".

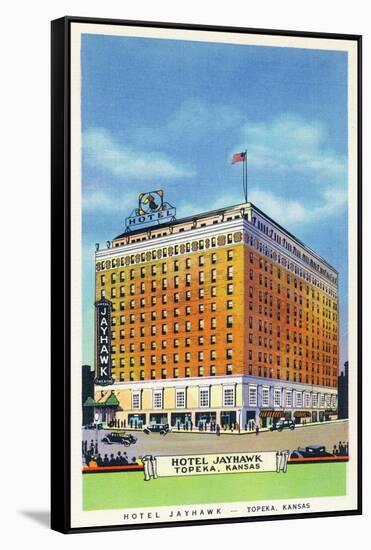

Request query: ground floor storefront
[{"left": 92, "top": 377, "right": 338, "bottom": 431}]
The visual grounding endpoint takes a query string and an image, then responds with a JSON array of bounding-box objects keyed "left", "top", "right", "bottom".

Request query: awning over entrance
[
  {"left": 294, "top": 410, "right": 311, "bottom": 418},
  {"left": 259, "top": 410, "right": 286, "bottom": 418},
  {"left": 83, "top": 396, "right": 97, "bottom": 407},
  {"left": 86, "top": 391, "right": 122, "bottom": 410}
]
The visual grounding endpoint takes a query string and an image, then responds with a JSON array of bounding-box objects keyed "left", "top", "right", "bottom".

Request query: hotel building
[{"left": 93, "top": 199, "right": 339, "bottom": 430}]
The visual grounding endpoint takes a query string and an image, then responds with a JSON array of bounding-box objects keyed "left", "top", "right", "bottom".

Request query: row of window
[
  {"left": 128, "top": 386, "right": 337, "bottom": 410},
  {"left": 248, "top": 385, "right": 337, "bottom": 409},
  {"left": 113, "top": 365, "right": 337, "bottom": 386},
  {"left": 131, "top": 386, "right": 236, "bottom": 410},
  {"left": 116, "top": 365, "right": 231, "bottom": 381}
]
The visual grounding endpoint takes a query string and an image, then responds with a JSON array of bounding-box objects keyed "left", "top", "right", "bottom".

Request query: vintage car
[
  {"left": 290, "top": 444, "right": 333, "bottom": 458},
  {"left": 84, "top": 423, "right": 103, "bottom": 430},
  {"left": 101, "top": 431, "right": 137, "bottom": 446},
  {"left": 269, "top": 419, "right": 295, "bottom": 432},
  {"left": 142, "top": 423, "right": 170, "bottom": 435}
]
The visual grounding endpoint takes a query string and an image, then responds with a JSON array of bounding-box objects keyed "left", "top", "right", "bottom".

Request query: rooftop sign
[{"left": 124, "top": 190, "right": 176, "bottom": 232}]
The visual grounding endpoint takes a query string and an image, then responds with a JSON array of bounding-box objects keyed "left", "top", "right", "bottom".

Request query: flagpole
[
  {"left": 244, "top": 149, "right": 248, "bottom": 202},
  {"left": 242, "top": 154, "right": 246, "bottom": 203}
]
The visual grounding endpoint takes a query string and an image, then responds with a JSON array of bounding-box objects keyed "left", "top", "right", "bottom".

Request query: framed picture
[{"left": 51, "top": 16, "right": 362, "bottom": 533}]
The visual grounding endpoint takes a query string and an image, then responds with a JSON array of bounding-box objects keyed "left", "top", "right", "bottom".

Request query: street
[{"left": 82, "top": 420, "right": 348, "bottom": 464}]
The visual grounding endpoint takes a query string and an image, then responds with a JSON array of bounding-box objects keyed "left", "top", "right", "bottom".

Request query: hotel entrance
[
  {"left": 171, "top": 412, "right": 192, "bottom": 429},
  {"left": 195, "top": 411, "right": 216, "bottom": 430},
  {"left": 128, "top": 413, "right": 146, "bottom": 428},
  {"left": 149, "top": 413, "right": 168, "bottom": 425},
  {"left": 220, "top": 411, "right": 237, "bottom": 429}
]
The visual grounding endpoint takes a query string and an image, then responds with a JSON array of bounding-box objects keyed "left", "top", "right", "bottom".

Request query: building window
[
  {"left": 153, "top": 390, "right": 163, "bottom": 409},
  {"left": 295, "top": 391, "right": 303, "bottom": 408},
  {"left": 198, "top": 366, "right": 204, "bottom": 376},
  {"left": 285, "top": 390, "right": 293, "bottom": 408},
  {"left": 312, "top": 393, "right": 318, "bottom": 408},
  {"left": 176, "top": 389, "right": 186, "bottom": 408},
  {"left": 223, "top": 386, "right": 235, "bottom": 407},
  {"left": 227, "top": 315, "right": 233, "bottom": 328},
  {"left": 132, "top": 391, "right": 141, "bottom": 409},
  {"left": 226, "top": 364, "right": 233, "bottom": 375},
  {"left": 161, "top": 368, "right": 167, "bottom": 379},
  {"left": 210, "top": 365, "right": 216, "bottom": 376},
  {"left": 261, "top": 387, "right": 270, "bottom": 408},
  {"left": 304, "top": 392, "right": 311, "bottom": 408},
  {"left": 274, "top": 389, "right": 281, "bottom": 407},
  {"left": 227, "top": 283, "right": 233, "bottom": 295},
  {"left": 211, "top": 253, "right": 217, "bottom": 264},
  {"left": 249, "top": 385, "right": 257, "bottom": 406},
  {"left": 199, "top": 387, "right": 210, "bottom": 407},
  {"left": 227, "top": 250, "right": 233, "bottom": 261},
  {"left": 185, "top": 321, "right": 191, "bottom": 332},
  {"left": 227, "top": 266, "right": 233, "bottom": 280}
]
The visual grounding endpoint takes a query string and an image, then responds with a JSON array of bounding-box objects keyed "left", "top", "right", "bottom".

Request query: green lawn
[{"left": 83, "top": 463, "right": 346, "bottom": 511}]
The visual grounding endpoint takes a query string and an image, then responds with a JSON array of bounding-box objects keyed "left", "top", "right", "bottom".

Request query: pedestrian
[
  {"left": 333, "top": 445, "right": 338, "bottom": 456},
  {"left": 255, "top": 423, "right": 260, "bottom": 435},
  {"left": 216, "top": 424, "right": 221, "bottom": 436},
  {"left": 103, "top": 454, "right": 109, "bottom": 466},
  {"left": 190, "top": 421, "right": 193, "bottom": 431},
  {"left": 94, "top": 441, "right": 98, "bottom": 454}
]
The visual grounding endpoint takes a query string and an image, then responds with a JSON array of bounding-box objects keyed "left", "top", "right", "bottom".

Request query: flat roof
[{"left": 113, "top": 201, "right": 338, "bottom": 275}]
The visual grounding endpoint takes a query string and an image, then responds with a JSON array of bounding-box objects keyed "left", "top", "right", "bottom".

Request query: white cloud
[
  {"left": 248, "top": 188, "right": 307, "bottom": 225},
  {"left": 83, "top": 128, "right": 195, "bottom": 180},
  {"left": 236, "top": 114, "right": 347, "bottom": 181}
]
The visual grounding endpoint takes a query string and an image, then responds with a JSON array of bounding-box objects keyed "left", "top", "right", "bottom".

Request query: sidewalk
[{"left": 103, "top": 418, "right": 347, "bottom": 436}]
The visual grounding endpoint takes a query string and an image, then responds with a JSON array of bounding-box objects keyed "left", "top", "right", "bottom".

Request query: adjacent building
[
  {"left": 338, "top": 361, "right": 349, "bottom": 419},
  {"left": 93, "top": 196, "right": 339, "bottom": 430}
]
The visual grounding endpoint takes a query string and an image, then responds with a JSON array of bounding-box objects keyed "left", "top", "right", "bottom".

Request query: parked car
[
  {"left": 290, "top": 444, "right": 333, "bottom": 458},
  {"left": 143, "top": 423, "right": 170, "bottom": 435},
  {"left": 84, "top": 423, "right": 103, "bottom": 430},
  {"left": 269, "top": 419, "right": 295, "bottom": 432},
  {"left": 101, "top": 431, "right": 137, "bottom": 446}
]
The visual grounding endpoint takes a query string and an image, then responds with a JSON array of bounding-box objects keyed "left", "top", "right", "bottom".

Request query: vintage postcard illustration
[{"left": 51, "top": 17, "right": 361, "bottom": 533}]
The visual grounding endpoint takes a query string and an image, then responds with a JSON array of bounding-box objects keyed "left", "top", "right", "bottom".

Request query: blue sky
[{"left": 81, "top": 33, "right": 348, "bottom": 370}]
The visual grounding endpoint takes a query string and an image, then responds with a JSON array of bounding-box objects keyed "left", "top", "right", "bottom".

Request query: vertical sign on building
[{"left": 94, "top": 296, "right": 114, "bottom": 386}]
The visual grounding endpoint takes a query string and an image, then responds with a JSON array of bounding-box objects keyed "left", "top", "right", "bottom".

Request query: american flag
[{"left": 231, "top": 151, "right": 247, "bottom": 164}]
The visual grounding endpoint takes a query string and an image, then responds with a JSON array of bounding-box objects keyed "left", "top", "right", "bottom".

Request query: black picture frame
[{"left": 51, "top": 15, "right": 362, "bottom": 534}]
